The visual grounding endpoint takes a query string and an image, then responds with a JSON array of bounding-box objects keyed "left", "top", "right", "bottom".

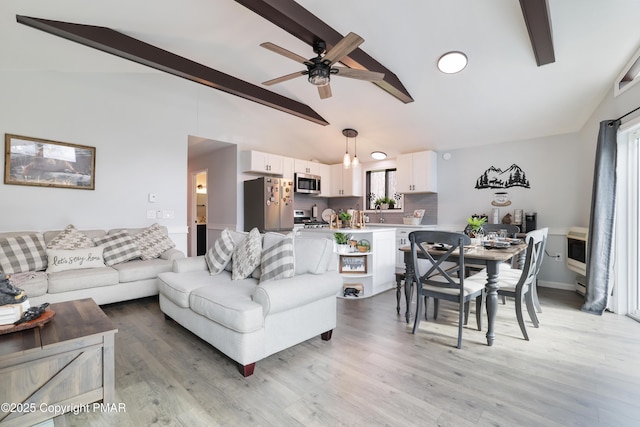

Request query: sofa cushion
[
  {"left": 47, "top": 267, "right": 119, "bottom": 293},
  {"left": 0, "top": 233, "right": 48, "bottom": 274},
  {"left": 46, "top": 246, "right": 106, "bottom": 273},
  {"left": 131, "top": 223, "right": 176, "bottom": 260},
  {"left": 232, "top": 228, "right": 262, "bottom": 280},
  {"left": 189, "top": 279, "right": 263, "bottom": 333},
  {"left": 259, "top": 236, "right": 294, "bottom": 283},
  {"left": 94, "top": 230, "right": 142, "bottom": 266},
  {"left": 8, "top": 272, "right": 47, "bottom": 298},
  {"left": 157, "top": 269, "right": 223, "bottom": 308},
  {"left": 112, "top": 258, "right": 174, "bottom": 283},
  {"left": 205, "top": 228, "right": 235, "bottom": 275},
  {"left": 46, "top": 225, "right": 95, "bottom": 249},
  {"left": 294, "top": 237, "right": 335, "bottom": 275}
]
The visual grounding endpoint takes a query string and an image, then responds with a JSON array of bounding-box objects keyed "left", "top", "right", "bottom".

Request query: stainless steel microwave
[{"left": 294, "top": 173, "right": 321, "bottom": 195}]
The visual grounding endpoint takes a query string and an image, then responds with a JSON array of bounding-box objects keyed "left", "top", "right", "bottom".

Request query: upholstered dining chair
[
  {"left": 466, "top": 228, "right": 545, "bottom": 341},
  {"left": 409, "top": 230, "right": 485, "bottom": 349}
]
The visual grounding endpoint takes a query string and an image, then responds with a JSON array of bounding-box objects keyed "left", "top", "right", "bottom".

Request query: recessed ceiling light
[
  {"left": 437, "top": 51, "right": 468, "bottom": 74},
  {"left": 371, "top": 151, "right": 387, "bottom": 160}
]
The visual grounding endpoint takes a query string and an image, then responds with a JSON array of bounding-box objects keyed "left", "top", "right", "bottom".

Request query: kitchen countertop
[
  {"left": 363, "top": 223, "right": 436, "bottom": 229},
  {"left": 297, "top": 227, "right": 397, "bottom": 233}
]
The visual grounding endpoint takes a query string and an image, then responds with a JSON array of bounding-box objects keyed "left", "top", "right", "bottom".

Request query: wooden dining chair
[
  {"left": 409, "top": 230, "right": 485, "bottom": 349},
  {"left": 466, "top": 228, "right": 545, "bottom": 341}
]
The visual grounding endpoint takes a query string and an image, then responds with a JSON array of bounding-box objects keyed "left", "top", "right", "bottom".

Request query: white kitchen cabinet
[
  {"left": 317, "top": 163, "right": 331, "bottom": 197},
  {"left": 294, "top": 159, "right": 322, "bottom": 175},
  {"left": 396, "top": 150, "right": 437, "bottom": 193},
  {"left": 241, "top": 150, "right": 284, "bottom": 175},
  {"left": 330, "top": 164, "right": 362, "bottom": 197},
  {"left": 394, "top": 226, "right": 438, "bottom": 269},
  {"left": 282, "top": 156, "right": 295, "bottom": 179}
]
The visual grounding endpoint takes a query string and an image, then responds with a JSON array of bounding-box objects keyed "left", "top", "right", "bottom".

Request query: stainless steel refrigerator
[{"left": 244, "top": 177, "right": 294, "bottom": 232}]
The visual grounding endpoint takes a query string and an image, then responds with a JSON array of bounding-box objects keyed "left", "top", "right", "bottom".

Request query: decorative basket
[{"left": 403, "top": 217, "right": 421, "bottom": 225}]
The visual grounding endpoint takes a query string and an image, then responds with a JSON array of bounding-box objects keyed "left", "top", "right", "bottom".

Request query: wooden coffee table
[{"left": 0, "top": 298, "right": 117, "bottom": 427}]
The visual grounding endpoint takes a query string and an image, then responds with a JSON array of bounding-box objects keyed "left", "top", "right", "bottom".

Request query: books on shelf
[{"left": 0, "top": 300, "right": 30, "bottom": 325}]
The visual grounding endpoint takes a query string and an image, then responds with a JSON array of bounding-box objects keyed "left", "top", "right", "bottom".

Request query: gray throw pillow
[
  {"left": 232, "top": 228, "right": 262, "bottom": 280},
  {"left": 94, "top": 230, "right": 142, "bottom": 266},
  {"left": 259, "top": 236, "right": 294, "bottom": 283},
  {"left": 205, "top": 229, "right": 235, "bottom": 275}
]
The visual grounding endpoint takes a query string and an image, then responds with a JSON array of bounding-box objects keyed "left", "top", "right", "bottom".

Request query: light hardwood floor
[{"left": 53, "top": 288, "right": 640, "bottom": 427}]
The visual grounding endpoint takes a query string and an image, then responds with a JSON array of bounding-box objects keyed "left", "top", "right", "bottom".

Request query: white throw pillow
[
  {"left": 205, "top": 229, "right": 235, "bottom": 275},
  {"left": 232, "top": 228, "right": 262, "bottom": 280},
  {"left": 259, "top": 236, "right": 294, "bottom": 283},
  {"left": 47, "top": 224, "right": 95, "bottom": 250},
  {"left": 46, "top": 246, "right": 106, "bottom": 273}
]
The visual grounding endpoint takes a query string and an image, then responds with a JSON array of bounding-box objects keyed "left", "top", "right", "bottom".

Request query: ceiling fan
[{"left": 260, "top": 32, "right": 385, "bottom": 99}]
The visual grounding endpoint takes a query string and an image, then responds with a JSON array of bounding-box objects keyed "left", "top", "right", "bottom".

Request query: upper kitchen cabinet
[
  {"left": 330, "top": 164, "right": 362, "bottom": 197},
  {"left": 241, "top": 150, "right": 284, "bottom": 175},
  {"left": 294, "top": 159, "right": 322, "bottom": 176},
  {"left": 282, "top": 156, "right": 295, "bottom": 180},
  {"left": 317, "top": 163, "right": 331, "bottom": 197},
  {"left": 396, "top": 150, "right": 437, "bottom": 193}
]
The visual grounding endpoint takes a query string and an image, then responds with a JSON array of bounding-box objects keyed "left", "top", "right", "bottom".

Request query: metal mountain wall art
[{"left": 475, "top": 164, "right": 530, "bottom": 189}]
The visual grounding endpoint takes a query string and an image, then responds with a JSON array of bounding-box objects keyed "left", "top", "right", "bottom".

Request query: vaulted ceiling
[{"left": 2, "top": 0, "right": 640, "bottom": 164}]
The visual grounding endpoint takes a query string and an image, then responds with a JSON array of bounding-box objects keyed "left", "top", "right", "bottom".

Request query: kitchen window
[{"left": 365, "top": 168, "right": 403, "bottom": 210}]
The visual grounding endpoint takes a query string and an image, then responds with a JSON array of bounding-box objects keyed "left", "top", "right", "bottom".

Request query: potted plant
[
  {"left": 375, "top": 197, "right": 389, "bottom": 209},
  {"left": 465, "top": 216, "right": 487, "bottom": 238},
  {"left": 338, "top": 211, "right": 352, "bottom": 228},
  {"left": 334, "top": 232, "right": 350, "bottom": 253},
  {"left": 357, "top": 239, "right": 371, "bottom": 253},
  {"left": 388, "top": 197, "right": 396, "bottom": 209}
]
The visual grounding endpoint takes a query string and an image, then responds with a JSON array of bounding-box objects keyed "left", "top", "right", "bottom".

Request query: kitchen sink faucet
[{"left": 375, "top": 206, "right": 385, "bottom": 223}]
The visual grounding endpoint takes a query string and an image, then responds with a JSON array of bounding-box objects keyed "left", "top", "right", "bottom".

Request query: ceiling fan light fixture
[
  {"left": 437, "top": 51, "right": 468, "bottom": 74},
  {"left": 308, "top": 67, "right": 330, "bottom": 86},
  {"left": 371, "top": 151, "right": 387, "bottom": 160}
]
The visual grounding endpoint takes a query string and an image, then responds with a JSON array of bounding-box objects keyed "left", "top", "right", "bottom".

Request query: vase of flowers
[{"left": 464, "top": 216, "right": 487, "bottom": 239}]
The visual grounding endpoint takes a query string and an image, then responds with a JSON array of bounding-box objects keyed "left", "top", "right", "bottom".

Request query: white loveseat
[
  {"left": 157, "top": 232, "right": 342, "bottom": 377},
  {"left": 0, "top": 225, "right": 184, "bottom": 306}
]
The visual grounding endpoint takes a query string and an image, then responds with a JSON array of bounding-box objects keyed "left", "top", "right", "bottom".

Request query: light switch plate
[{"left": 146, "top": 210, "right": 156, "bottom": 219}]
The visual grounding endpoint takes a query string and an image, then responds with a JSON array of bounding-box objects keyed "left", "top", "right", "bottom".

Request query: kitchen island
[{"left": 297, "top": 227, "right": 396, "bottom": 298}]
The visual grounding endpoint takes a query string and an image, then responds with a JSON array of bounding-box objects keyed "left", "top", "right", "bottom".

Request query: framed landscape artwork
[
  {"left": 4, "top": 134, "right": 96, "bottom": 190},
  {"left": 339, "top": 255, "right": 367, "bottom": 274}
]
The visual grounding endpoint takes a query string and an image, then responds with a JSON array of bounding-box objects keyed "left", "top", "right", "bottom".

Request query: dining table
[{"left": 399, "top": 241, "right": 527, "bottom": 346}]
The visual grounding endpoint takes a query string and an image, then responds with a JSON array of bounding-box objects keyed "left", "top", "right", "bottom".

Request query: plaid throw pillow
[
  {"left": 0, "top": 234, "right": 48, "bottom": 274},
  {"left": 132, "top": 223, "right": 175, "bottom": 260},
  {"left": 94, "top": 230, "right": 142, "bottom": 266},
  {"left": 47, "top": 224, "right": 95, "bottom": 250},
  {"left": 232, "top": 228, "right": 262, "bottom": 280},
  {"left": 259, "top": 236, "right": 294, "bottom": 283},
  {"left": 205, "top": 229, "right": 235, "bottom": 275}
]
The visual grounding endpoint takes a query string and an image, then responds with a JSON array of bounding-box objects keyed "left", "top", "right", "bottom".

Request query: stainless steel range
[{"left": 294, "top": 210, "right": 329, "bottom": 229}]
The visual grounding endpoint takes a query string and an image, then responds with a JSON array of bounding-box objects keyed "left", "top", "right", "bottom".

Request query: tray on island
[{"left": 0, "top": 308, "right": 55, "bottom": 335}]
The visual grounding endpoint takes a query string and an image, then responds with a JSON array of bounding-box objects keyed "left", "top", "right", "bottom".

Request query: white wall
[{"left": 0, "top": 70, "right": 192, "bottom": 252}]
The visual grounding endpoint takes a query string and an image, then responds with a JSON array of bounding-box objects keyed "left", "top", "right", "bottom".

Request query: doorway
[{"left": 193, "top": 170, "right": 207, "bottom": 256}]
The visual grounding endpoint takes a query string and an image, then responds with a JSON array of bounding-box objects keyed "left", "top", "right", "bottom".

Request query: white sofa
[
  {"left": 157, "top": 235, "right": 342, "bottom": 377},
  {"left": 0, "top": 226, "right": 184, "bottom": 306}
]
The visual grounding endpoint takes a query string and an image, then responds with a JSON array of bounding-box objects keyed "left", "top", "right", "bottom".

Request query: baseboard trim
[{"left": 538, "top": 280, "right": 575, "bottom": 291}]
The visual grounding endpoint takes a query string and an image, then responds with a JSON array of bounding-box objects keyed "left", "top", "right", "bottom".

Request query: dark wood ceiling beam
[
  {"left": 519, "top": 0, "right": 555, "bottom": 66},
  {"left": 235, "top": 0, "right": 414, "bottom": 104},
  {"left": 16, "top": 15, "right": 329, "bottom": 126}
]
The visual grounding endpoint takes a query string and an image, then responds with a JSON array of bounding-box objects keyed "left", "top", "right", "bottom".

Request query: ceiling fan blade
[
  {"left": 260, "top": 42, "right": 309, "bottom": 64},
  {"left": 323, "top": 32, "right": 364, "bottom": 66},
  {"left": 262, "top": 71, "right": 306, "bottom": 86},
  {"left": 318, "top": 84, "right": 332, "bottom": 99},
  {"left": 333, "top": 68, "right": 385, "bottom": 82}
]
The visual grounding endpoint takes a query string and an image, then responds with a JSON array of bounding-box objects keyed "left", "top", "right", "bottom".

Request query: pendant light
[{"left": 342, "top": 128, "right": 358, "bottom": 169}]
